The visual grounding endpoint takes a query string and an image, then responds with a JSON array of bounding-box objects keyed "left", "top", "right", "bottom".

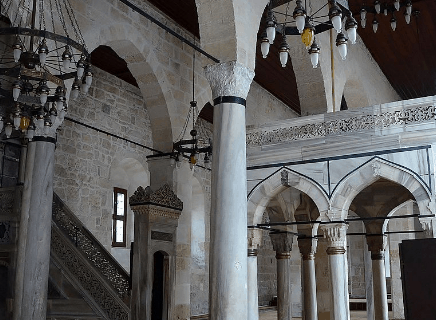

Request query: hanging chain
[
  {"left": 64, "top": 0, "right": 86, "bottom": 50},
  {"left": 54, "top": 0, "right": 69, "bottom": 39}
]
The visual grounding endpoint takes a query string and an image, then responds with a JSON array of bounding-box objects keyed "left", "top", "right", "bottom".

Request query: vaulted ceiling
[{"left": 107, "top": 0, "right": 436, "bottom": 117}]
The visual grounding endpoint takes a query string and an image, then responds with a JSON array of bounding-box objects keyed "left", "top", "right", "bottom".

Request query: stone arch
[
  {"left": 331, "top": 157, "right": 432, "bottom": 220},
  {"left": 342, "top": 77, "right": 370, "bottom": 109},
  {"left": 247, "top": 167, "right": 330, "bottom": 226},
  {"left": 195, "top": 0, "right": 269, "bottom": 69}
]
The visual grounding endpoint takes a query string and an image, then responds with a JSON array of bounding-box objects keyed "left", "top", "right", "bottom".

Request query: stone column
[
  {"left": 298, "top": 237, "right": 318, "bottom": 320},
  {"left": 366, "top": 235, "right": 388, "bottom": 320},
  {"left": 364, "top": 243, "right": 375, "bottom": 320},
  {"left": 247, "top": 229, "right": 262, "bottom": 320},
  {"left": 321, "top": 223, "right": 349, "bottom": 320},
  {"left": 270, "top": 233, "right": 294, "bottom": 320},
  {"left": 13, "top": 137, "right": 56, "bottom": 320},
  {"left": 204, "top": 61, "right": 254, "bottom": 320}
]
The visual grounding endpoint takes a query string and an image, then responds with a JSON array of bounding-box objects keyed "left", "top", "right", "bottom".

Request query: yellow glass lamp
[
  {"left": 19, "top": 116, "right": 30, "bottom": 131},
  {"left": 301, "top": 26, "right": 314, "bottom": 48}
]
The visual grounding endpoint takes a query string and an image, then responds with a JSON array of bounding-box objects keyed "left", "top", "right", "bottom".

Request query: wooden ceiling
[{"left": 97, "top": 0, "right": 436, "bottom": 118}]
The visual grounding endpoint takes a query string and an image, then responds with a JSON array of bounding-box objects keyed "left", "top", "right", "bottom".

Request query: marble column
[
  {"left": 298, "top": 238, "right": 318, "bottom": 320},
  {"left": 204, "top": 61, "right": 254, "bottom": 320},
  {"left": 321, "top": 223, "right": 349, "bottom": 320},
  {"left": 366, "top": 235, "right": 388, "bottom": 320},
  {"left": 247, "top": 229, "right": 262, "bottom": 320},
  {"left": 14, "top": 138, "right": 56, "bottom": 320},
  {"left": 271, "top": 233, "right": 294, "bottom": 320},
  {"left": 364, "top": 243, "right": 375, "bottom": 320}
]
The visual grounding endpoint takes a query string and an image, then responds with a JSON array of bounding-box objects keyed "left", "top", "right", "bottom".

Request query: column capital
[
  {"left": 419, "top": 217, "right": 436, "bottom": 238},
  {"left": 321, "top": 223, "right": 348, "bottom": 254},
  {"left": 247, "top": 228, "right": 262, "bottom": 251},
  {"left": 204, "top": 61, "right": 254, "bottom": 100},
  {"left": 298, "top": 237, "right": 318, "bottom": 260},
  {"left": 366, "top": 234, "right": 387, "bottom": 260},
  {"left": 270, "top": 233, "right": 293, "bottom": 258}
]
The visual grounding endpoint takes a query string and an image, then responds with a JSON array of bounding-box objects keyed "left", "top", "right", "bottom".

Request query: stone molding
[
  {"left": 247, "top": 249, "right": 258, "bottom": 257},
  {"left": 270, "top": 233, "right": 294, "bottom": 254},
  {"left": 129, "top": 184, "right": 183, "bottom": 211},
  {"left": 298, "top": 238, "right": 318, "bottom": 260},
  {"left": 366, "top": 234, "right": 388, "bottom": 254},
  {"left": 204, "top": 61, "right": 255, "bottom": 100},
  {"left": 246, "top": 104, "right": 436, "bottom": 147},
  {"left": 321, "top": 223, "right": 348, "bottom": 249}
]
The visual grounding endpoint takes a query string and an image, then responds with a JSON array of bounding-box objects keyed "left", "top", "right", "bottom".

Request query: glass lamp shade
[
  {"left": 56, "top": 99, "right": 64, "bottom": 112},
  {"left": 85, "top": 71, "right": 93, "bottom": 86},
  {"left": 13, "top": 48, "right": 22, "bottom": 63},
  {"left": 81, "top": 83, "right": 90, "bottom": 94},
  {"left": 331, "top": 15, "right": 342, "bottom": 33},
  {"left": 374, "top": 1, "right": 381, "bottom": 14},
  {"left": 43, "top": 122, "right": 51, "bottom": 136},
  {"left": 338, "top": 43, "right": 347, "bottom": 60},
  {"left": 266, "top": 26, "right": 276, "bottom": 44},
  {"left": 77, "top": 57, "right": 86, "bottom": 78},
  {"left": 391, "top": 18, "right": 397, "bottom": 31},
  {"left": 394, "top": 0, "right": 400, "bottom": 11},
  {"left": 310, "top": 52, "right": 319, "bottom": 68},
  {"left": 296, "top": 15, "right": 306, "bottom": 34},
  {"left": 13, "top": 115, "right": 21, "bottom": 130},
  {"left": 0, "top": 118, "right": 3, "bottom": 133},
  {"left": 5, "top": 123, "right": 12, "bottom": 138},
  {"left": 347, "top": 27, "right": 357, "bottom": 44},
  {"left": 62, "top": 58, "right": 71, "bottom": 70},
  {"left": 405, "top": 13, "right": 411, "bottom": 24},
  {"left": 384, "top": 8, "right": 388, "bottom": 16},
  {"left": 279, "top": 51, "right": 289, "bottom": 67},
  {"left": 301, "top": 27, "right": 314, "bottom": 48},
  {"left": 71, "top": 88, "right": 80, "bottom": 100},
  {"left": 62, "top": 47, "right": 72, "bottom": 69},
  {"left": 406, "top": 1, "right": 412, "bottom": 16},
  {"left": 361, "top": 8, "right": 367, "bottom": 21},
  {"left": 40, "top": 93, "right": 48, "bottom": 105},
  {"left": 26, "top": 125, "right": 35, "bottom": 140},
  {"left": 361, "top": 18, "right": 366, "bottom": 28},
  {"left": 261, "top": 39, "right": 270, "bottom": 58},
  {"left": 36, "top": 116, "right": 44, "bottom": 130},
  {"left": 38, "top": 41, "right": 49, "bottom": 66},
  {"left": 50, "top": 113, "right": 57, "bottom": 124},
  {"left": 20, "top": 117, "right": 30, "bottom": 131},
  {"left": 373, "top": 19, "right": 379, "bottom": 33},
  {"left": 12, "top": 86, "right": 21, "bottom": 101}
]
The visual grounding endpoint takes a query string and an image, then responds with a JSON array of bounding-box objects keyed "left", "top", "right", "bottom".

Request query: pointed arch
[
  {"left": 331, "top": 157, "right": 432, "bottom": 220},
  {"left": 247, "top": 167, "right": 330, "bottom": 226}
]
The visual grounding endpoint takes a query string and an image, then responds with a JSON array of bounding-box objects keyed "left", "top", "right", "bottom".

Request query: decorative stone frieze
[
  {"left": 129, "top": 184, "right": 183, "bottom": 211},
  {"left": 204, "top": 61, "right": 255, "bottom": 100},
  {"left": 247, "top": 104, "right": 436, "bottom": 147}
]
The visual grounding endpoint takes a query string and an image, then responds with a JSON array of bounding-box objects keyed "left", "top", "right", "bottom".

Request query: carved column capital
[
  {"left": 204, "top": 61, "right": 254, "bottom": 100},
  {"left": 366, "top": 234, "right": 387, "bottom": 260},
  {"left": 247, "top": 228, "right": 262, "bottom": 251},
  {"left": 298, "top": 237, "right": 318, "bottom": 260},
  {"left": 270, "top": 233, "right": 293, "bottom": 259},
  {"left": 419, "top": 217, "right": 436, "bottom": 238},
  {"left": 321, "top": 223, "right": 348, "bottom": 254}
]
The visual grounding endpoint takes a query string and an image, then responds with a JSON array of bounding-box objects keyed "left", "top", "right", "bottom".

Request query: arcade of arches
[{"left": 1, "top": 0, "right": 436, "bottom": 320}]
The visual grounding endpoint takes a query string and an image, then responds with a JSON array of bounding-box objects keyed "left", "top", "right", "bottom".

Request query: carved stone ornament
[
  {"left": 270, "top": 233, "right": 294, "bottom": 254},
  {"left": 321, "top": 223, "right": 348, "bottom": 249},
  {"left": 247, "top": 105, "right": 436, "bottom": 147},
  {"left": 129, "top": 184, "right": 183, "bottom": 211}
]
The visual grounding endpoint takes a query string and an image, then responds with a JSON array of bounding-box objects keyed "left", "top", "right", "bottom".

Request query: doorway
[{"left": 151, "top": 251, "right": 169, "bottom": 320}]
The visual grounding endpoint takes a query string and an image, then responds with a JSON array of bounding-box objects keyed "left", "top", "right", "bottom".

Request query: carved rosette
[
  {"left": 321, "top": 223, "right": 348, "bottom": 255},
  {"left": 204, "top": 61, "right": 255, "bottom": 100},
  {"left": 129, "top": 184, "right": 183, "bottom": 211}
]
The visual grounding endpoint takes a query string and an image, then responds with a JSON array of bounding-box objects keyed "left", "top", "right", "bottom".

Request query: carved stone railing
[
  {"left": 51, "top": 193, "right": 130, "bottom": 318},
  {"left": 246, "top": 101, "right": 436, "bottom": 147}
]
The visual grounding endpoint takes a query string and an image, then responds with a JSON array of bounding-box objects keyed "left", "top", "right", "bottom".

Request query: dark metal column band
[
  {"left": 213, "top": 96, "right": 246, "bottom": 107},
  {"left": 276, "top": 252, "right": 291, "bottom": 260},
  {"left": 371, "top": 252, "right": 385, "bottom": 260},
  {"left": 302, "top": 253, "right": 315, "bottom": 260},
  {"left": 248, "top": 249, "right": 258, "bottom": 257},
  {"left": 32, "top": 136, "right": 57, "bottom": 144},
  {"left": 326, "top": 247, "right": 346, "bottom": 255}
]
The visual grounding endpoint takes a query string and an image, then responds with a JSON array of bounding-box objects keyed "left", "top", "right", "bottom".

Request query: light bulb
[
  {"left": 405, "top": 13, "right": 411, "bottom": 24},
  {"left": 391, "top": 17, "right": 397, "bottom": 31},
  {"left": 261, "top": 37, "right": 270, "bottom": 58},
  {"left": 76, "top": 56, "right": 86, "bottom": 78},
  {"left": 38, "top": 40, "right": 48, "bottom": 66},
  {"left": 347, "top": 27, "right": 357, "bottom": 44},
  {"left": 331, "top": 15, "right": 342, "bottom": 33},
  {"left": 308, "top": 40, "right": 320, "bottom": 68},
  {"left": 37, "top": 80, "right": 50, "bottom": 105},
  {"left": 279, "top": 37, "right": 289, "bottom": 67},
  {"left": 394, "top": 0, "right": 400, "bottom": 11},
  {"left": 40, "top": 93, "right": 48, "bottom": 105},
  {"left": 26, "top": 124, "right": 35, "bottom": 141},
  {"left": 405, "top": 1, "right": 412, "bottom": 16},
  {"left": 384, "top": 8, "right": 388, "bottom": 16},
  {"left": 85, "top": 70, "right": 93, "bottom": 86},
  {"left": 20, "top": 116, "right": 30, "bottom": 131},
  {"left": 62, "top": 47, "right": 72, "bottom": 70},
  {"left": 0, "top": 117, "right": 4, "bottom": 133},
  {"left": 5, "top": 123, "right": 12, "bottom": 138},
  {"left": 13, "top": 38, "right": 23, "bottom": 63},
  {"left": 71, "top": 78, "right": 81, "bottom": 100},
  {"left": 329, "top": 2, "right": 343, "bottom": 33},
  {"left": 361, "top": 18, "right": 366, "bottom": 28},
  {"left": 361, "top": 8, "right": 367, "bottom": 21},
  {"left": 345, "top": 16, "right": 358, "bottom": 45},
  {"left": 374, "top": 1, "right": 381, "bottom": 14},
  {"left": 373, "top": 19, "right": 379, "bottom": 33},
  {"left": 295, "top": 15, "right": 306, "bottom": 34},
  {"left": 12, "top": 78, "right": 22, "bottom": 101},
  {"left": 336, "top": 33, "right": 348, "bottom": 60},
  {"left": 266, "top": 10, "right": 276, "bottom": 44}
]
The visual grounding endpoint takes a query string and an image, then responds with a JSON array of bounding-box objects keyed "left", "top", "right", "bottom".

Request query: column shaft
[
  {"left": 302, "top": 258, "right": 318, "bottom": 320},
  {"left": 209, "top": 101, "right": 248, "bottom": 319},
  {"left": 372, "top": 257, "right": 388, "bottom": 320},
  {"left": 16, "top": 140, "right": 56, "bottom": 320},
  {"left": 328, "top": 253, "right": 348, "bottom": 320},
  {"left": 247, "top": 250, "right": 259, "bottom": 320},
  {"left": 277, "top": 254, "right": 292, "bottom": 320}
]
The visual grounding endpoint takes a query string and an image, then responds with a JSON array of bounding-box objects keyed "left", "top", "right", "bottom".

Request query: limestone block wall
[
  {"left": 53, "top": 67, "right": 152, "bottom": 270},
  {"left": 246, "top": 81, "right": 299, "bottom": 126},
  {"left": 258, "top": 228, "right": 277, "bottom": 306},
  {"left": 347, "top": 218, "right": 366, "bottom": 299}
]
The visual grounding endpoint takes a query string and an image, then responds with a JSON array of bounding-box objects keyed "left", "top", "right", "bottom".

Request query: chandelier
[
  {"left": 172, "top": 50, "right": 212, "bottom": 169},
  {"left": 0, "top": 0, "right": 92, "bottom": 140},
  {"left": 260, "top": 0, "right": 418, "bottom": 68}
]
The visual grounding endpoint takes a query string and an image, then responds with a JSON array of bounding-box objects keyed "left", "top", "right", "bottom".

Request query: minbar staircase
[{"left": 50, "top": 193, "right": 131, "bottom": 319}]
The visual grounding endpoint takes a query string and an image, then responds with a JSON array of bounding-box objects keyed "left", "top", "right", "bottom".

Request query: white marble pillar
[
  {"left": 366, "top": 235, "right": 388, "bottom": 320},
  {"left": 271, "top": 233, "right": 294, "bottom": 320},
  {"left": 204, "top": 61, "right": 254, "bottom": 320},
  {"left": 14, "top": 138, "right": 56, "bottom": 320},
  {"left": 298, "top": 238, "right": 318, "bottom": 320},
  {"left": 321, "top": 223, "right": 349, "bottom": 320},
  {"left": 247, "top": 229, "right": 261, "bottom": 320},
  {"left": 364, "top": 243, "right": 375, "bottom": 320}
]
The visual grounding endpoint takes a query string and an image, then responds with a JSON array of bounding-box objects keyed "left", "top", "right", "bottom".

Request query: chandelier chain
[
  {"left": 49, "top": 0, "right": 64, "bottom": 74},
  {"left": 64, "top": 0, "right": 86, "bottom": 50},
  {"left": 38, "top": 0, "right": 47, "bottom": 31},
  {"left": 54, "top": 0, "right": 70, "bottom": 39}
]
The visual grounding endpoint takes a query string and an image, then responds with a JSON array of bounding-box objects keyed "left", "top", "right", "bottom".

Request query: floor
[{"left": 259, "top": 309, "right": 394, "bottom": 319}]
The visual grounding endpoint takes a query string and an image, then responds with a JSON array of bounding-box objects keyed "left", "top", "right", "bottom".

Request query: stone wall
[
  {"left": 257, "top": 228, "right": 277, "bottom": 307},
  {"left": 53, "top": 67, "right": 152, "bottom": 270},
  {"left": 347, "top": 217, "right": 366, "bottom": 298}
]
